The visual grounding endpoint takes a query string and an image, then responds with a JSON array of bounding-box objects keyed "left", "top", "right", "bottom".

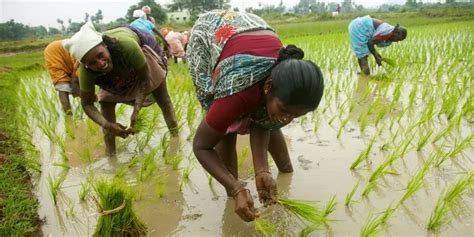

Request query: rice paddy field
[{"left": 4, "top": 14, "right": 473, "bottom": 236}]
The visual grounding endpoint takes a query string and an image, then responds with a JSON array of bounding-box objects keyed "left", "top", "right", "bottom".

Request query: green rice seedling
[
  {"left": 166, "top": 154, "right": 184, "bottom": 170},
  {"left": 350, "top": 136, "right": 376, "bottom": 169},
  {"left": 431, "top": 122, "right": 454, "bottom": 144},
  {"left": 159, "top": 133, "right": 170, "bottom": 158},
  {"left": 65, "top": 199, "right": 77, "bottom": 218},
  {"left": 361, "top": 181, "right": 377, "bottom": 197},
  {"left": 255, "top": 217, "right": 277, "bottom": 237},
  {"left": 93, "top": 178, "right": 147, "bottom": 236},
  {"left": 426, "top": 197, "right": 449, "bottom": 231},
  {"left": 322, "top": 195, "right": 337, "bottom": 220},
  {"left": 237, "top": 146, "right": 250, "bottom": 171},
  {"left": 179, "top": 164, "right": 195, "bottom": 191},
  {"left": 345, "top": 180, "right": 360, "bottom": 206},
  {"left": 86, "top": 118, "right": 99, "bottom": 136},
  {"left": 299, "top": 224, "right": 320, "bottom": 237},
  {"left": 448, "top": 134, "right": 473, "bottom": 158},
  {"left": 313, "top": 114, "right": 321, "bottom": 134},
  {"left": 155, "top": 173, "right": 168, "bottom": 198},
  {"left": 379, "top": 205, "right": 397, "bottom": 224},
  {"left": 48, "top": 173, "right": 67, "bottom": 205},
  {"left": 337, "top": 116, "right": 350, "bottom": 139},
  {"left": 399, "top": 157, "right": 432, "bottom": 204},
  {"left": 277, "top": 198, "right": 323, "bottom": 225},
  {"left": 358, "top": 109, "right": 369, "bottom": 132},
  {"left": 207, "top": 173, "right": 214, "bottom": 186},
  {"left": 52, "top": 162, "right": 70, "bottom": 171},
  {"left": 138, "top": 147, "right": 159, "bottom": 181},
  {"left": 360, "top": 214, "right": 383, "bottom": 237},
  {"left": 79, "top": 181, "right": 91, "bottom": 202},
  {"left": 382, "top": 58, "right": 396, "bottom": 67},
  {"left": 426, "top": 171, "right": 474, "bottom": 231},
  {"left": 396, "top": 135, "right": 415, "bottom": 159},
  {"left": 115, "top": 165, "right": 129, "bottom": 178},
  {"left": 416, "top": 130, "right": 433, "bottom": 151},
  {"left": 78, "top": 146, "right": 92, "bottom": 164}
]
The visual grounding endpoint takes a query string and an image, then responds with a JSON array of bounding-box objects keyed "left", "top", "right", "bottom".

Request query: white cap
[{"left": 62, "top": 21, "right": 103, "bottom": 62}]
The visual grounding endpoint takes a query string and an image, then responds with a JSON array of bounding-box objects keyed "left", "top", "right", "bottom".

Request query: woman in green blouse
[{"left": 64, "top": 22, "right": 178, "bottom": 156}]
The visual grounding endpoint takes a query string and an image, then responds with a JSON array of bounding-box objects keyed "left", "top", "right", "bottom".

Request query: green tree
[
  {"left": 91, "top": 9, "right": 103, "bottom": 24},
  {"left": 0, "top": 20, "right": 30, "bottom": 40}
]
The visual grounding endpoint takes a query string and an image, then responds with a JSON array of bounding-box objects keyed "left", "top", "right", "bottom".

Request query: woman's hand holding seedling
[
  {"left": 232, "top": 187, "right": 257, "bottom": 222},
  {"left": 104, "top": 122, "right": 130, "bottom": 138},
  {"left": 255, "top": 171, "right": 278, "bottom": 206}
]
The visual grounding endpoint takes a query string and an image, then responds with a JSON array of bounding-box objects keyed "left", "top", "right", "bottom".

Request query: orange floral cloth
[{"left": 44, "top": 40, "right": 79, "bottom": 85}]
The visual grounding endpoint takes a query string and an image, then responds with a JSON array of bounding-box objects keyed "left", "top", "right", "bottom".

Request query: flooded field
[{"left": 17, "top": 21, "right": 473, "bottom": 236}]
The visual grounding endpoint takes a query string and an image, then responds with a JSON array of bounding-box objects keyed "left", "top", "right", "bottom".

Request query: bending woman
[
  {"left": 187, "top": 10, "right": 324, "bottom": 222},
  {"left": 44, "top": 40, "right": 80, "bottom": 115},
  {"left": 63, "top": 22, "right": 178, "bottom": 156},
  {"left": 349, "top": 15, "right": 407, "bottom": 75}
]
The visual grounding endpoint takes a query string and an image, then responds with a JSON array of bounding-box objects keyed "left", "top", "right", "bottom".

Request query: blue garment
[
  {"left": 348, "top": 15, "right": 394, "bottom": 58},
  {"left": 129, "top": 18, "right": 155, "bottom": 35}
]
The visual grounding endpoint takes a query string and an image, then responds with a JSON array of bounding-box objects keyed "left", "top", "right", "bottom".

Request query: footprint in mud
[
  {"left": 183, "top": 213, "right": 203, "bottom": 221},
  {"left": 308, "top": 139, "right": 329, "bottom": 146},
  {"left": 297, "top": 155, "right": 313, "bottom": 170}
]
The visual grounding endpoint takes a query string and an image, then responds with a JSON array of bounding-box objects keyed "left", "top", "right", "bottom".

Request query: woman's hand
[
  {"left": 255, "top": 171, "right": 277, "bottom": 206},
  {"left": 104, "top": 122, "right": 131, "bottom": 138},
  {"left": 233, "top": 188, "right": 256, "bottom": 222}
]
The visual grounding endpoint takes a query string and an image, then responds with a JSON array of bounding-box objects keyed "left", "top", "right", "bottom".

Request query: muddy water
[
  {"left": 34, "top": 107, "right": 473, "bottom": 236},
  {"left": 25, "top": 54, "right": 473, "bottom": 236}
]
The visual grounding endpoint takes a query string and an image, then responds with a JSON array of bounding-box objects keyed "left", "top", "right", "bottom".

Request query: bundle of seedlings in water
[
  {"left": 277, "top": 198, "right": 324, "bottom": 225},
  {"left": 427, "top": 171, "right": 474, "bottom": 231},
  {"left": 92, "top": 178, "right": 147, "bottom": 237}
]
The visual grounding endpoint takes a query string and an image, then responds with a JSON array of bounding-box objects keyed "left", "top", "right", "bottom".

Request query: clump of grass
[
  {"left": 427, "top": 171, "right": 474, "bottom": 231},
  {"left": 92, "top": 178, "right": 147, "bottom": 236},
  {"left": 399, "top": 155, "right": 434, "bottom": 204}
]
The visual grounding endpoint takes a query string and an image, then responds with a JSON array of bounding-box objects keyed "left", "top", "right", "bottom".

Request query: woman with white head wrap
[{"left": 63, "top": 21, "right": 178, "bottom": 156}]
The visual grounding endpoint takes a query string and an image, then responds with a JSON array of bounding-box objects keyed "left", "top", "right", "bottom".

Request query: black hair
[
  {"left": 270, "top": 45, "right": 324, "bottom": 111},
  {"left": 394, "top": 24, "right": 407, "bottom": 41}
]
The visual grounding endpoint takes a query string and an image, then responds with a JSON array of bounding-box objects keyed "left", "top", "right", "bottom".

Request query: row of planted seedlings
[{"left": 285, "top": 21, "right": 473, "bottom": 235}]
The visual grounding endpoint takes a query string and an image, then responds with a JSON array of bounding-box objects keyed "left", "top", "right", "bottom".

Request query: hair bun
[{"left": 277, "top": 45, "right": 304, "bottom": 62}]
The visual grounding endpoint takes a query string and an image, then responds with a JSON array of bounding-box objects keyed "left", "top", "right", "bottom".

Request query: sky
[{"left": 1, "top": 0, "right": 434, "bottom": 28}]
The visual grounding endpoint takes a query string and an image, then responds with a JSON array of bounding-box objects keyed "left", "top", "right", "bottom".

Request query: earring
[{"left": 264, "top": 89, "right": 269, "bottom": 95}]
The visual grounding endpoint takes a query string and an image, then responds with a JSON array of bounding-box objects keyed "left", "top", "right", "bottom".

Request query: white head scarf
[
  {"left": 133, "top": 9, "right": 146, "bottom": 19},
  {"left": 62, "top": 21, "right": 103, "bottom": 62}
]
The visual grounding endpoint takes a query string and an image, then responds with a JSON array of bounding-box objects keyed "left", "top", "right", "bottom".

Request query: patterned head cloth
[{"left": 62, "top": 21, "right": 103, "bottom": 62}]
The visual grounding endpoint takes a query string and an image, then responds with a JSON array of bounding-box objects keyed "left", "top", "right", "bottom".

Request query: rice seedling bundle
[{"left": 92, "top": 179, "right": 147, "bottom": 237}]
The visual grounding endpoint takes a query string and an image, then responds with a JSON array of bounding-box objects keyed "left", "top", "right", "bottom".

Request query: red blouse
[{"left": 205, "top": 34, "right": 282, "bottom": 133}]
